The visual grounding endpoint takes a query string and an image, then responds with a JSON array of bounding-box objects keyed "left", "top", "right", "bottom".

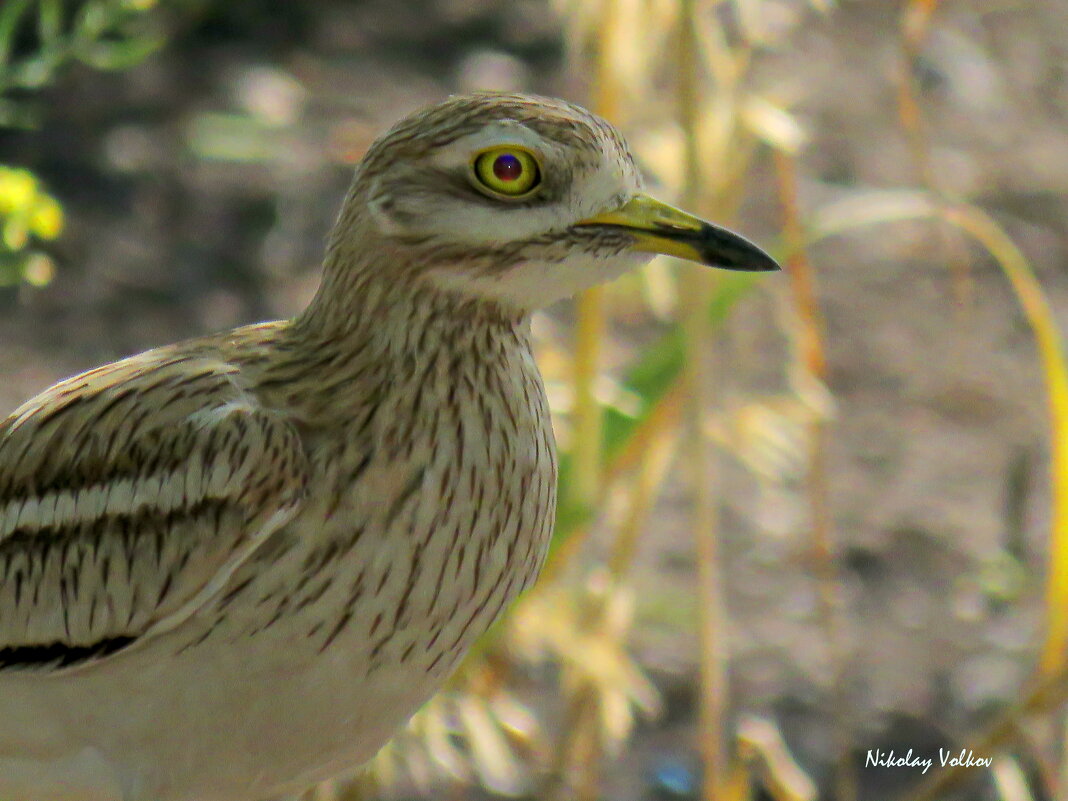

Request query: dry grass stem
[
  {"left": 773, "top": 149, "right": 854, "bottom": 801},
  {"left": 736, "top": 714, "right": 818, "bottom": 801},
  {"left": 896, "top": 0, "right": 973, "bottom": 308},
  {"left": 677, "top": 2, "right": 731, "bottom": 798}
]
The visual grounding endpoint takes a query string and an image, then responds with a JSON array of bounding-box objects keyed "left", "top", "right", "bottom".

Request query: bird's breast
[
  {"left": 210, "top": 412, "right": 557, "bottom": 662},
  {"left": 140, "top": 332, "right": 559, "bottom": 798},
  {"left": 296, "top": 347, "right": 559, "bottom": 675}
]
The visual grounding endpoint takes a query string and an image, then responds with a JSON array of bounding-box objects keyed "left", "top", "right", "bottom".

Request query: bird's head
[{"left": 327, "top": 92, "right": 778, "bottom": 314}]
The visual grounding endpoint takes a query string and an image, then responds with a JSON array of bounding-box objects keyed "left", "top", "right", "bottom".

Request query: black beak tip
[
  {"left": 745, "top": 249, "right": 783, "bottom": 272},
  {"left": 698, "top": 223, "right": 781, "bottom": 273}
]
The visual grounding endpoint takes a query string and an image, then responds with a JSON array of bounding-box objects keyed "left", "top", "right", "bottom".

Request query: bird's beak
[{"left": 575, "top": 193, "right": 780, "bottom": 272}]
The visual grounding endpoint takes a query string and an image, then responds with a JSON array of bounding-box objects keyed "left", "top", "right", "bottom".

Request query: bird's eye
[{"left": 472, "top": 147, "right": 541, "bottom": 197}]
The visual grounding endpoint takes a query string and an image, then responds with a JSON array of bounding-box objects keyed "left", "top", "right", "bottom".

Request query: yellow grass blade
[
  {"left": 773, "top": 150, "right": 854, "bottom": 801},
  {"left": 809, "top": 191, "right": 1068, "bottom": 674},
  {"left": 939, "top": 205, "right": 1068, "bottom": 676},
  {"left": 677, "top": 2, "right": 731, "bottom": 799}
]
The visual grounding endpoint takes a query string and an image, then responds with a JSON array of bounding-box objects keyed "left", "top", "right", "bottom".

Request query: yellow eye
[{"left": 472, "top": 147, "right": 540, "bottom": 197}]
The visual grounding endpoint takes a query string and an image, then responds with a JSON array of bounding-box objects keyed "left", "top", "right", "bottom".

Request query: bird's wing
[{"left": 0, "top": 351, "right": 309, "bottom": 672}]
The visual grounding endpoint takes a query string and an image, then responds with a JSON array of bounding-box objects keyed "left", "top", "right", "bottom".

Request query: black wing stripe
[{"left": 0, "top": 635, "right": 135, "bottom": 670}]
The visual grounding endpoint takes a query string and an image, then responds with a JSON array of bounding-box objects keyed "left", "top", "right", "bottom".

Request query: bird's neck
[
  {"left": 280, "top": 247, "right": 534, "bottom": 401},
  {"left": 295, "top": 278, "right": 526, "bottom": 355},
  {"left": 268, "top": 265, "right": 537, "bottom": 427},
  {"left": 294, "top": 220, "right": 528, "bottom": 344}
]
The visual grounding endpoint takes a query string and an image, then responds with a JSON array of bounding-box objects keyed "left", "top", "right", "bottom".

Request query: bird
[{"left": 0, "top": 92, "right": 778, "bottom": 801}]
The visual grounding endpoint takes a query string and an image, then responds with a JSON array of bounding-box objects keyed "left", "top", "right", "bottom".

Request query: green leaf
[
  {"left": 186, "top": 112, "right": 285, "bottom": 163},
  {"left": 74, "top": 0, "right": 112, "bottom": 41},
  {"left": 10, "top": 50, "right": 65, "bottom": 90},
  {"left": 80, "top": 33, "right": 163, "bottom": 70},
  {"left": 551, "top": 272, "right": 759, "bottom": 549},
  {"left": 0, "top": 0, "right": 32, "bottom": 68},
  {"left": 37, "top": 0, "right": 65, "bottom": 45}
]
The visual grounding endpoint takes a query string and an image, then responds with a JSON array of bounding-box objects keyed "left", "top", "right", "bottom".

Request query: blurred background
[{"left": 2, "top": 1, "right": 1068, "bottom": 800}]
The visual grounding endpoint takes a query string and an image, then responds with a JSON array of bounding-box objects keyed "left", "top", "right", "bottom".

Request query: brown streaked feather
[{"left": 0, "top": 350, "right": 309, "bottom": 671}]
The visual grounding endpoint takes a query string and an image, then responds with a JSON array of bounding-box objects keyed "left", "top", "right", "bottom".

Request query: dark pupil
[{"left": 492, "top": 153, "right": 523, "bottom": 182}]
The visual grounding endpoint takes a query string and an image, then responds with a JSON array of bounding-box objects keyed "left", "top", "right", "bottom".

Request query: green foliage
[
  {"left": 552, "top": 273, "right": 760, "bottom": 544},
  {"left": 0, "top": 0, "right": 163, "bottom": 125},
  {"left": 0, "top": 0, "right": 164, "bottom": 286}
]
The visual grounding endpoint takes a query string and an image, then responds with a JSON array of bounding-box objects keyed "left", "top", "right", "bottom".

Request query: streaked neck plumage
[
  {"left": 294, "top": 203, "right": 528, "bottom": 345},
  {"left": 265, "top": 218, "right": 534, "bottom": 429}
]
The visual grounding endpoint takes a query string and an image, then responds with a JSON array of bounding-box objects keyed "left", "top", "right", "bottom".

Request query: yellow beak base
[{"left": 576, "top": 193, "right": 780, "bottom": 272}]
